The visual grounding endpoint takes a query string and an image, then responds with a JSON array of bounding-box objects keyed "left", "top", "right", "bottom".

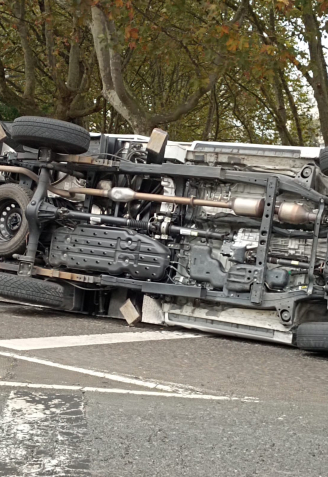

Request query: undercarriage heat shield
[{"left": 49, "top": 225, "right": 170, "bottom": 280}]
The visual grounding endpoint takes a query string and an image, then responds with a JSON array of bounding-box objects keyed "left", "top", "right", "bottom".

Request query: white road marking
[
  {"left": 0, "top": 330, "right": 201, "bottom": 350},
  {"left": 0, "top": 381, "right": 260, "bottom": 402},
  {"left": 0, "top": 390, "right": 89, "bottom": 475},
  {"left": 0, "top": 350, "right": 197, "bottom": 393}
]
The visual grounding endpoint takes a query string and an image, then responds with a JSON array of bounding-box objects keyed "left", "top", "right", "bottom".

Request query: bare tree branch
[
  {"left": 279, "top": 70, "right": 304, "bottom": 146},
  {"left": 0, "top": 58, "right": 42, "bottom": 115},
  {"left": 69, "top": 95, "right": 103, "bottom": 119},
  {"left": 44, "top": 0, "right": 66, "bottom": 93},
  {"left": 90, "top": 5, "right": 149, "bottom": 133}
]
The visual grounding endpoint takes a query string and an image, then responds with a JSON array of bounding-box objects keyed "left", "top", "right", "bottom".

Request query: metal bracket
[
  {"left": 251, "top": 176, "right": 278, "bottom": 304},
  {"left": 308, "top": 199, "right": 325, "bottom": 295},
  {"left": 119, "top": 162, "right": 328, "bottom": 204},
  {"left": 295, "top": 164, "right": 316, "bottom": 189},
  {"left": 38, "top": 147, "right": 55, "bottom": 162},
  {"left": 324, "top": 232, "right": 328, "bottom": 306},
  {"left": 275, "top": 299, "right": 297, "bottom": 324},
  {"left": 55, "top": 153, "right": 119, "bottom": 167}
]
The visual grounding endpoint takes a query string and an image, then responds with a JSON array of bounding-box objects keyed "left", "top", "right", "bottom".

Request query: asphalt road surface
[{"left": 0, "top": 302, "right": 327, "bottom": 476}]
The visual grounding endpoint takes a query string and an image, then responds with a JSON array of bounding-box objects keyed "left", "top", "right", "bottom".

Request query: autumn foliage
[{"left": 0, "top": 0, "right": 327, "bottom": 145}]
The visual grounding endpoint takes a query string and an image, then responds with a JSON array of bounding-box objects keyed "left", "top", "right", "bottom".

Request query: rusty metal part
[
  {"left": 0, "top": 165, "right": 39, "bottom": 183},
  {"left": 69, "top": 187, "right": 110, "bottom": 198},
  {"left": 277, "top": 202, "right": 317, "bottom": 224},
  {"left": 54, "top": 154, "right": 119, "bottom": 166},
  {"left": 0, "top": 261, "right": 99, "bottom": 283},
  {"left": 0, "top": 165, "right": 71, "bottom": 198},
  {"left": 133, "top": 191, "right": 232, "bottom": 208},
  {"left": 0, "top": 261, "right": 100, "bottom": 284},
  {"left": 33, "top": 266, "right": 99, "bottom": 283}
]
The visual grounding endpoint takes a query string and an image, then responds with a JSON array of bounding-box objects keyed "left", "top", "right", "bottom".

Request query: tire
[
  {"left": 12, "top": 116, "right": 90, "bottom": 154},
  {"left": 0, "top": 273, "right": 65, "bottom": 308},
  {"left": 296, "top": 322, "right": 328, "bottom": 351},
  {"left": 319, "top": 148, "right": 328, "bottom": 175},
  {"left": 0, "top": 184, "right": 33, "bottom": 258}
]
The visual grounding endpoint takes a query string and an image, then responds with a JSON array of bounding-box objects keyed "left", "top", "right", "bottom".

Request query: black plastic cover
[
  {"left": 226, "top": 265, "right": 261, "bottom": 292},
  {"left": 49, "top": 225, "right": 170, "bottom": 281},
  {"left": 189, "top": 245, "right": 226, "bottom": 289},
  {"left": 266, "top": 268, "right": 289, "bottom": 290}
]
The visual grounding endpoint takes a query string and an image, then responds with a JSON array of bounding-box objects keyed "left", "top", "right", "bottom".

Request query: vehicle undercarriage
[{"left": 0, "top": 116, "right": 328, "bottom": 352}]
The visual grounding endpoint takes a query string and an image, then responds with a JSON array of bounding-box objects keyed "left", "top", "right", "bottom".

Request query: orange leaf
[
  {"left": 226, "top": 37, "right": 238, "bottom": 52},
  {"left": 125, "top": 25, "right": 131, "bottom": 40},
  {"left": 130, "top": 27, "right": 139, "bottom": 39}
]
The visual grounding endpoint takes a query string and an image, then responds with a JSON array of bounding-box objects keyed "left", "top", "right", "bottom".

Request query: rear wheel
[
  {"left": 296, "top": 322, "right": 328, "bottom": 351},
  {"left": 0, "top": 184, "right": 33, "bottom": 257}
]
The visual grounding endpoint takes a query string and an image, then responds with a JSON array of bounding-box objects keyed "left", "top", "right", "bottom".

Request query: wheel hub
[{"left": 0, "top": 201, "right": 22, "bottom": 241}]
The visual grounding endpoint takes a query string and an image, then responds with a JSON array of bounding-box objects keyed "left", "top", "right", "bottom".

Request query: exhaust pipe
[
  {"left": 73, "top": 187, "right": 315, "bottom": 223},
  {"left": 0, "top": 166, "right": 316, "bottom": 224},
  {"left": 0, "top": 166, "right": 71, "bottom": 198},
  {"left": 69, "top": 187, "right": 266, "bottom": 218}
]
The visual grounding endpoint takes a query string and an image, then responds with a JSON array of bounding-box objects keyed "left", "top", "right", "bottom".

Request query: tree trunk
[
  {"left": 14, "top": 0, "right": 36, "bottom": 103},
  {"left": 302, "top": 3, "right": 328, "bottom": 145},
  {"left": 102, "top": 99, "right": 107, "bottom": 133},
  {"left": 89, "top": 3, "right": 244, "bottom": 136}
]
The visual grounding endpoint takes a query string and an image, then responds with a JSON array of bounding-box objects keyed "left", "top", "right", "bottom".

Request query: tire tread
[
  {"left": 12, "top": 116, "right": 90, "bottom": 154},
  {"left": 297, "top": 322, "right": 328, "bottom": 351},
  {"left": 0, "top": 273, "right": 64, "bottom": 308}
]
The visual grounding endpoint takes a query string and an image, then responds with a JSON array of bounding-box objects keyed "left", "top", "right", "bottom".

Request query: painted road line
[
  {"left": 0, "top": 330, "right": 202, "bottom": 351},
  {"left": 0, "top": 382, "right": 260, "bottom": 402},
  {"left": 0, "top": 350, "right": 200, "bottom": 393},
  {"left": 0, "top": 390, "right": 90, "bottom": 475}
]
